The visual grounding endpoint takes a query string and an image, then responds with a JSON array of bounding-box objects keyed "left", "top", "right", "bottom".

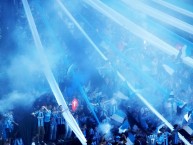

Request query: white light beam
[
  {"left": 56, "top": 0, "right": 108, "bottom": 61},
  {"left": 122, "top": 0, "right": 193, "bottom": 35},
  {"left": 84, "top": 0, "right": 193, "bottom": 74},
  {"left": 152, "top": 0, "right": 193, "bottom": 18},
  {"left": 83, "top": 0, "right": 179, "bottom": 56},
  {"left": 126, "top": 80, "right": 190, "bottom": 145},
  {"left": 21, "top": 0, "right": 87, "bottom": 144},
  {"left": 83, "top": 1, "right": 191, "bottom": 144}
]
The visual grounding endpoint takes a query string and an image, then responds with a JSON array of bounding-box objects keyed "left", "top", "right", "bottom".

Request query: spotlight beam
[
  {"left": 121, "top": 0, "right": 193, "bottom": 35},
  {"left": 21, "top": 0, "right": 87, "bottom": 144},
  {"left": 78, "top": 85, "right": 101, "bottom": 124},
  {"left": 83, "top": 0, "right": 178, "bottom": 56},
  {"left": 56, "top": 0, "right": 101, "bottom": 125},
  {"left": 152, "top": 0, "right": 193, "bottom": 18},
  {"left": 81, "top": 1, "right": 191, "bottom": 144},
  {"left": 56, "top": 0, "right": 107, "bottom": 61},
  {"left": 126, "top": 80, "right": 190, "bottom": 145},
  {"left": 68, "top": 65, "right": 100, "bottom": 124},
  {"left": 84, "top": 0, "right": 193, "bottom": 72}
]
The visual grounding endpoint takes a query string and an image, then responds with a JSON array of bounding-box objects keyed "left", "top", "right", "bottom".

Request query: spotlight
[{"left": 152, "top": 0, "right": 193, "bottom": 18}]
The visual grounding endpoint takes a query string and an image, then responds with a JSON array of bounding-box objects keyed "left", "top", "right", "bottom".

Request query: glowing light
[
  {"left": 21, "top": 0, "right": 86, "bottom": 144},
  {"left": 56, "top": 0, "right": 107, "bottom": 61},
  {"left": 126, "top": 81, "right": 190, "bottom": 145},
  {"left": 152, "top": 0, "right": 193, "bottom": 18},
  {"left": 66, "top": 64, "right": 100, "bottom": 124},
  {"left": 81, "top": 1, "right": 191, "bottom": 144},
  {"left": 84, "top": 0, "right": 193, "bottom": 72},
  {"left": 99, "top": 123, "right": 112, "bottom": 135},
  {"left": 83, "top": 0, "right": 179, "bottom": 57},
  {"left": 78, "top": 85, "right": 100, "bottom": 124},
  {"left": 121, "top": 0, "right": 193, "bottom": 35},
  {"left": 116, "top": 70, "right": 126, "bottom": 82},
  {"left": 72, "top": 98, "right": 78, "bottom": 112}
]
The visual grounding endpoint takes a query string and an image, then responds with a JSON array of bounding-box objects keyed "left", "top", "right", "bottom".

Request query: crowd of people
[
  {"left": 1, "top": 19, "right": 193, "bottom": 145},
  {"left": 1, "top": 1, "right": 193, "bottom": 145},
  {"left": 1, "top": 55, "right": 193, "bottom": 145},
  {"left": 1, "top": 83, "right": 193, "bottom": 145}
]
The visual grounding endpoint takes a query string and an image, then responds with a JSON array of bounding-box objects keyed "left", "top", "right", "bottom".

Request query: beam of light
[
  {"left": 53, "top": 0, "right": 191, "bottom": 143},
  {"left": 70, "top": 10, "right": 172, "bottom": 98},
  {"left": 116, "top": 71, "right": 126, "bottom": 82},
  {"left": 78, "top": 85, "right": 101, "bottom": 124},
  {"left": 56, "top": 0, "right": 107, "bottom": 61},
  {"left": 152, "top": 0, "right": 193, "bottom": 18},
  {"left": 80, "top": 1, "right": 191, "bottom": 144},
  {"left": 84, "top": 0, "right": 193, "bottom": 72},
  {"left": 56, "top": 0, "right": 101, "bottom": 125},
  {"left": 126, "top": 80, "right": 190, "bottom": 145},
  {"left": 121, "top": 0, "right": 193, "bottom": 35},
  {"left": 21, "top": 0, "right": 87, "bottom": 144},
  {"left": 68, "top": 64, "right": 100, "bottom": 124},
  {"left": 79, "top": 0, "right": 192, "bottom": 98},
  {"left": 83, "top": 0, "right": 179, "bottom": 57},
  {"left": 101, "top": 0, "right": 193, "bottom": 54},
  {"left": 116, "top": 67, "right": 190, "bottom": 144}
]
